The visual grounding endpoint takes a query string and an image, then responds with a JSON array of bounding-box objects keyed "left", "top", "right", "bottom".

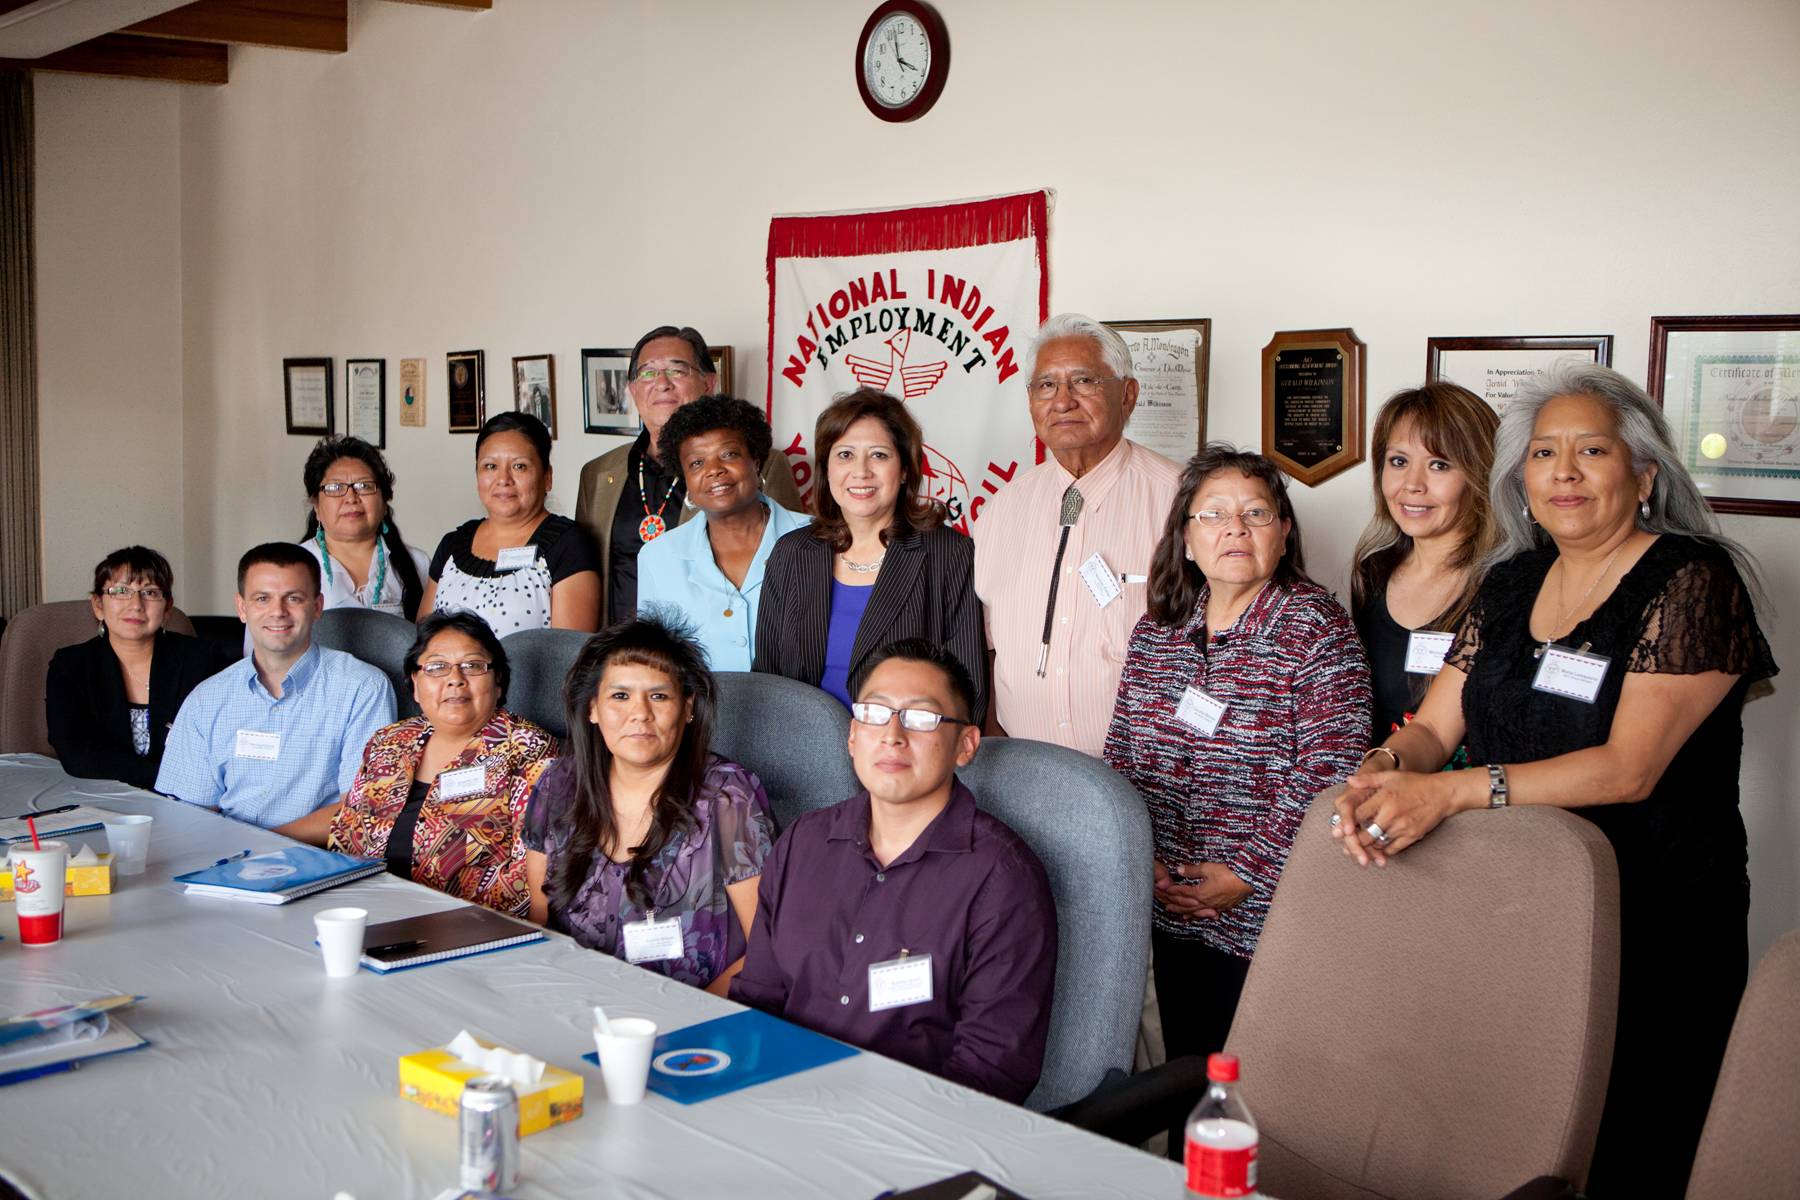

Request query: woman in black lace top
[{"left": 1331, "top": 362, "right": 1776, "bottom": 1198}]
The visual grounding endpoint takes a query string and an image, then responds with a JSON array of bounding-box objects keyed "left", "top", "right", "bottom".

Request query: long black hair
[
  {"left": 547, "top": 617, "right": 717, "bottom": 914},
  {"left": 301, "top": 435, "right": 426, "bottom": 620}
]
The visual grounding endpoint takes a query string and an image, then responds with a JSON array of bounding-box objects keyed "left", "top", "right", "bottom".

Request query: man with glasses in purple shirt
[{"left": 731, "top": 639, "right": 1058, "bottom": 1104}]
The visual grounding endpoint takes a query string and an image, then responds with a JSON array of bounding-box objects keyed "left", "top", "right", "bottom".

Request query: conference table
[{"left": 0, "top": 755, "right": 1186, "bottom": 1200}]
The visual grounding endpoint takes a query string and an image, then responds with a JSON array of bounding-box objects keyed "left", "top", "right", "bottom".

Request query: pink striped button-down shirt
[{"left": 973, "top": 438, "right": 1182, "bottom": 756}]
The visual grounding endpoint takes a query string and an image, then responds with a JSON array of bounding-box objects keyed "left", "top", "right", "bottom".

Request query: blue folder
[{"left": 583, "top": 1008, "right": 859, "bottom": 1104}]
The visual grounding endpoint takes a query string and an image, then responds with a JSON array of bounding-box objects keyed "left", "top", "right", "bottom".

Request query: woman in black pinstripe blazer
[{"left": 753, "top": 389, "right": 988, "bottom": 723}]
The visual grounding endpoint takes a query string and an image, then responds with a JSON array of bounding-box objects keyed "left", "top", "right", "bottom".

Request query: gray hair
[
  {"left": 1488, "top": 360, "right": 1765, "bottom": 603},
  {"left": 1027, "top": 313, "right": 1135, "bottom": 382}
]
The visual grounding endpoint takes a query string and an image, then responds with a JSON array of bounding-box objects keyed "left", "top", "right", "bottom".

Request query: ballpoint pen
[{"left": 209, "top": 850, "right": 256, "bottom": 868}]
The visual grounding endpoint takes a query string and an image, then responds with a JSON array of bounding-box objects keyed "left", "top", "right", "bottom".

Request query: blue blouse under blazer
[{"left": 636, "top": 497, "right": 810, "bottom": 671}]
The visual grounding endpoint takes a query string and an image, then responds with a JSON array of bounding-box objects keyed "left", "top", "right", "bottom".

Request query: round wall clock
[{"left": 855, "top": 0, "right": 950, "bottom": 123}]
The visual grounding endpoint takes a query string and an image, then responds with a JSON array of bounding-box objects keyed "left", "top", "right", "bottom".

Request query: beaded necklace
[{"left": 317, "top": 526, "right": 388, "bottom": 608}]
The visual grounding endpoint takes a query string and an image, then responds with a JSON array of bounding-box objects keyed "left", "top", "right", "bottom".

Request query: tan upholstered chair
[
  {"left": 1686, "top": 929, "right": 1800, "bottom": 1199},
  {"left": 0, "top": 600, "right": 195, "bottom": 756},
  {"left": 1224, "top": 791, "right": 1620, "bottom": 1200}
]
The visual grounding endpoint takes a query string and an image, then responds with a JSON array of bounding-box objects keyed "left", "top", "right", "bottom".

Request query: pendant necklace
[
  {"left": 1535, "top": 539, "right": 1627, "bottom": 659},
  {"left": 637, "top": 453, "right": 674, "bottom": 542}
]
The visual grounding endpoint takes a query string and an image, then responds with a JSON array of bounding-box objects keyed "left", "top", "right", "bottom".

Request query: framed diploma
[
  {"left": 1426, "top": 335, "right": 1613, "bottom": 416},
  {"left": 398, "top": 357, "right": 427, "bottom": 428},
  {"left": 582, "top": 347, "right": 638, "bottom": 436},
  {"left": 1262, "top": 328, "right": 1365, "bottom": 486},
  {"left": 1649, "top": 314, "right": 1800, "bottom": 517},
  {"left": 446, "top": 349, "right": 486, "bottom": 434},
  {"left": 283, "top": 358, "right": 333, "bottom": 436},
  {"left": 1104, "top": 318, "right": 1211, "bottom": 463},
  {"left": 512, "top": 353, "right": 557, "bottom": 438},
  {"left": 710, "top": 346, "right": 734, "bottom": 397},
  {"left": 345, "top": 358, "right": 386, "bottom": 447}
]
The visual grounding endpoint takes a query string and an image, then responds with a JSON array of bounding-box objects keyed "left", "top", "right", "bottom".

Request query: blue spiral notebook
[
  {"left": 582, "top": 1008, "right": 859, "bottom": 1104},
  {"left": 173, "top": 845, "right": 383, "bottom": 904}
]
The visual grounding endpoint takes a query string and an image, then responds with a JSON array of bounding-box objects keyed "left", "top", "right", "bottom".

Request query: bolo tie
[{"left": 1036, "top": 483, "right": 1085, "bottom": 676}]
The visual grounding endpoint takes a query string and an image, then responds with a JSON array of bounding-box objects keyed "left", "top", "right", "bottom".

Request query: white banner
[{"left": 766, "top": 192, "right": 1050, "bottom": 533}]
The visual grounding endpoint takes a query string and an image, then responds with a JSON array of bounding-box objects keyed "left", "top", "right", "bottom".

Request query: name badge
[
  {"left": 234, "top": 730, "right": 280, "bottom": 761},
  {"left": 437, "top": 765, "right": 487, "bottom": 799},
  {"left": 622, "top": 913, "right": 685, "bottom": 965},
  {"left": 1175, "top": 686, "right": 1228, "bottom": 736},
  {"left": 868, "top": 951, "right": 934, "bottom": 1013},
  {"left": 494, "top": 545, "right": 538, "bottom": 572},
  {"left": 1532, "top": 645, "right": 1611, "bottom": 704},
  {"left": 1404, "top": 630, "right": 1455, "bottom": 676},
  {"left": 1077, "top": 552, "right": 1122, "bottom": 609}
]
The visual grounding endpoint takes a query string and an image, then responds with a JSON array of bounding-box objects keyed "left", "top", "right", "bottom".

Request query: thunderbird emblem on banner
[{"left": 765, "top": 191, "right": 1051, "bottom": 533}]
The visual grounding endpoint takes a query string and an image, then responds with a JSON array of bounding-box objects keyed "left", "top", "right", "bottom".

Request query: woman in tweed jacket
[{"left": 1104, "top": 444, "right": 1370, "bottom": 1068}]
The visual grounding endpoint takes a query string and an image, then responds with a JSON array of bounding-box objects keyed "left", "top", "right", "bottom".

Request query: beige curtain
[{"left": 0, "top": 68, "right": 40, "bottom": 618}]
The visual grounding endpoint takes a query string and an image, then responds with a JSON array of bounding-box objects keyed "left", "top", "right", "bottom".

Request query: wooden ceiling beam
[
  {"left": 0, "top": 32, "right": 226, "bottom": 84},
  {"left": 122, "top": 0, "right": 347, "bottom": 54}
]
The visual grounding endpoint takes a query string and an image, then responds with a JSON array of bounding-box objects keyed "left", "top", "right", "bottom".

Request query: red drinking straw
[{"left": 26, "top": 815, "right": 41, "bottom": 850}]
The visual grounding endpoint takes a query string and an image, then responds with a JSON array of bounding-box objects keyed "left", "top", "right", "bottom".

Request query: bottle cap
[{"left": 1207, "top": 1052, "right": 1239, "bottom": 1082}]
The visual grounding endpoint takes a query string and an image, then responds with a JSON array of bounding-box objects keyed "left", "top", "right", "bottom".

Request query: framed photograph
[
  {"left": 582, "top": 347, "right": 638, "bottom": 435},
  {"left": 1104, "top": 318, "right": 1211, "bottom": 463},
  {"left": 345, "top": 358, "right": 386, "bottom": 447},
  {"left": 446, "top": 350, "right": 486, "bottom": 434},
  {"left": 1649, "top": 314, "right": 1800, "bottom": 517},
  {"left": 710, "top": 346, "right": 734, "bottom": 396},
  {"left": 283, "top": 358, "right": 333, "bottom": 436},
  {"left": 512, "top": 353, "right": 557, "bottom": 438},
  {"left": 1262, "top": 328, "right": 1366, "bottom": 486},
  {"left": 1426, "top": 335, "right": 1614, "bottom": 415},
  {"left": 398, "top": 357, "right": 427, "bottom": 428}
]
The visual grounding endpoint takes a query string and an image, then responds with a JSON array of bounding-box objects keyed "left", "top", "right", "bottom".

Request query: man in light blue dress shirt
[
  {"left": 637, "top": 396, "right": 810, "bottom": 671},
  {"left": 155, "top": 543, "right": 394, "bottom": 835}
]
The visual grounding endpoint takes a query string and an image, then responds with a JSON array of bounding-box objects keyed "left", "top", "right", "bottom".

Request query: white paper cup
[
  {"left": 314, "top": 907, "right": 368, "bottom": 978},
  {"left": 101, "top": 814, "right": 154, "bottom": 876},
  {"left": 593, "top": 1017, "right": 658, "bottom": 1105},
  {"left": 10, "top": 841, "right": 69, "bottom": 946}
]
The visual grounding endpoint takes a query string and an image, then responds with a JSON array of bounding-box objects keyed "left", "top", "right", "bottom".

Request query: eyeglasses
[
  {"left": 100, "top": 585, "right": 166, "bottom": 603},
  {"left": 851, "top": 702, "right": 970, "bottom": 733},
  {"left": 318, "top": 480, "right": 380, "bottom": 497},
  {"left": 1027, "top": 373, "right": 1117, "bottom": 402},
  {"left": 417, "top": 660, "right": 494, "bottom": 678},
  {"left": 634, "top": 363, "right": 701, "bottom": 384},
  {"left": 1189, "top": 508, "right": 1278, "bottom": 528}
]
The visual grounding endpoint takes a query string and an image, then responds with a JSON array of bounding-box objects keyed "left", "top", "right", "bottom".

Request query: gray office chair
[
  {"left": 313, "top": 608, "right": 419, "bottom": 719},
  {"left": 499, "top": 627, "right": 591, "bottom": 740},
  {"left": 711, "top": 672, "right": 858, "bottom": 833}
]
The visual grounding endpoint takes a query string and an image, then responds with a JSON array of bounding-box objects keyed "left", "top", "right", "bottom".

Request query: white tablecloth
[{"left": 0, "top": 755, "right": 1184, "bottom": 1200}]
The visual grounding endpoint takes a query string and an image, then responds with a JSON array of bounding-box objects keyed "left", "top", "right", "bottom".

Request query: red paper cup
[{"left": 10, "top": 841, "right": 69, "bottom": 946}]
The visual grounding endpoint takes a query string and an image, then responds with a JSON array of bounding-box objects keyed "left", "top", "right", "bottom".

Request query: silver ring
[
  {"left": 1366, "top": 821, "right": 1389, "bottom": 844},
  {"left": 1329, "top": 812, "right": 1342, "bottom": 827}
]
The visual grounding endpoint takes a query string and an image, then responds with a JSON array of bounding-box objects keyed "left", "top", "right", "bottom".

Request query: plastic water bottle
[{"left": 1185, "top": 1052, "right": 1258, "bottom": 1198}]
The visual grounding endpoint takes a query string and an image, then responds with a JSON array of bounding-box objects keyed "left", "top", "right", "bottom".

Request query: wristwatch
[{"left": 1487, "top": 763, "right": 1510, "bottom": 809}]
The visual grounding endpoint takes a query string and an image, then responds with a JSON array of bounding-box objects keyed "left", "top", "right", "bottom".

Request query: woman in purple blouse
[{"left": 522, "top": 618, "right": 774, "bottom": 995}]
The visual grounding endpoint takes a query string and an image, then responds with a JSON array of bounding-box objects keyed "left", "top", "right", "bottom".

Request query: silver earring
[{"left": 1640, "top": 500, "right": 1651, "bottom": 520}]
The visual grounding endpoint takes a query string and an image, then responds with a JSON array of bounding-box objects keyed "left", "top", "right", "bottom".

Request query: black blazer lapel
[{"left": 847, "top": 529, "right": 927, "bottom": 678}]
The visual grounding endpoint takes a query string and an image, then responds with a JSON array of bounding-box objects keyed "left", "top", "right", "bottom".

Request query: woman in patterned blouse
[
  {"left": 522, "top": 618, "right": 775, "bottom": 995},
  {"left": 1105, "top": 443, "right": 1371, "bottom": 1071},
  {"left": 318, "top": 610, "right": 555, "bottom": 916}
]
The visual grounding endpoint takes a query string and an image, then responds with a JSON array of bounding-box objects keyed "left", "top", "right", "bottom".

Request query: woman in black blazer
[
  {"left": 45, "top": 546, "right": 233, "bottom": 789},
  {"left": 753, "top": 389, "right": 988, "bottom": 722}
]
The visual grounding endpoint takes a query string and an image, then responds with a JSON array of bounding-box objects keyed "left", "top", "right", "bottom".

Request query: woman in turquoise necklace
[{"left": 301, "top": 436, "right": 429, "bottom": 621}]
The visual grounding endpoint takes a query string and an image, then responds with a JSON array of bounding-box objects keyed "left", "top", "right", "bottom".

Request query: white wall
[{"left": 34, "top": 0, "right": 1800, "bottom": 955}]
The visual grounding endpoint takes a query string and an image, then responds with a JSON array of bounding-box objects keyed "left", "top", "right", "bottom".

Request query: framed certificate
[
  {"left": 1649, "top": 314, "right": 1800, "bottom": 517},
  {"left": 283, "top": 358, "right": 332, "bottom": 436},
  {"left": 345, "top": 358, "right": 386, "bottom": 447},
  {"left": 1262, "top": 328, "right": 1365, "bottom": 486},
  {"left": 1104, "top": 318, "right": 1211, "bottom": 463},
  {"left": 1426, "top": 335, "right": 1613, "bottom": 416},
  {"left": 398, "top": 358, "right": 427, "bottom": 428}
]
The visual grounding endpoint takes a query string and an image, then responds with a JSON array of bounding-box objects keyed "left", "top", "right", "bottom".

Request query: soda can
[{"left": 459, "top": 1075, "right": 520, "bottom": 1193}]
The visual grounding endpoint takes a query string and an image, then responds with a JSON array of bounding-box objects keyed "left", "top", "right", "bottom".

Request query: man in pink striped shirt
[{"left": 973, "top": 314, "right": 1182, "bottom": 757}]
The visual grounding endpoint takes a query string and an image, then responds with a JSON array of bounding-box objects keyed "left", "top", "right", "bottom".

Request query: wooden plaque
[{"left": 1261, "top": 328, "right": 1366, "bottom": 486}]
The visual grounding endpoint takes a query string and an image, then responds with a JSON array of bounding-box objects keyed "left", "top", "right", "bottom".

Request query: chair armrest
[
  {"left": 1047, "top": 1055, "right": 1212, "bottom": 1146},
  {"left": 1494, "top": 1178, "right": 1577, "bottom": 1200}
]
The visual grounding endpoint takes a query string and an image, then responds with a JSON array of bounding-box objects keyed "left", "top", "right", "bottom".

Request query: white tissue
[
  {"left": 446, "top": 1030, "right": 545, "bottom": 1088},
  {"left": 69, "top": 845, "right": 99, "bottom": 866}
]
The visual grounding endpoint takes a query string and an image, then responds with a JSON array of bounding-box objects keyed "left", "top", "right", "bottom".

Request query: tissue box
[
  {"left": 0, "top": 852, "right": 113, "bottom": 900},
  {"left": 398, "top": 1041, "right": 583, "bottom": 1135}
]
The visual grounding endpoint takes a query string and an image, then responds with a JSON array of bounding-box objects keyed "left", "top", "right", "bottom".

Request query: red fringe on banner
[{"left": 764, "top": 190, "right": 1052, "bottom": 415}]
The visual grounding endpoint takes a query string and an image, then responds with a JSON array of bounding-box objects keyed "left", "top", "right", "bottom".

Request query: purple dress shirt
[{"left": 729, "top": 779, "right": 1057, "bottom": 1104}]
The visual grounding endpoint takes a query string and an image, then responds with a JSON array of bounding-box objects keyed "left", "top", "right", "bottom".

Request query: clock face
[{"left": 863, "top": 12, "right": 931, "bottom": 108}]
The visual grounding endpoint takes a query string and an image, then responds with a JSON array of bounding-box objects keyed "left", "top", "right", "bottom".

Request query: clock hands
[{"left": 890, "top": 26, "right": 919, "bottom": 72}]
